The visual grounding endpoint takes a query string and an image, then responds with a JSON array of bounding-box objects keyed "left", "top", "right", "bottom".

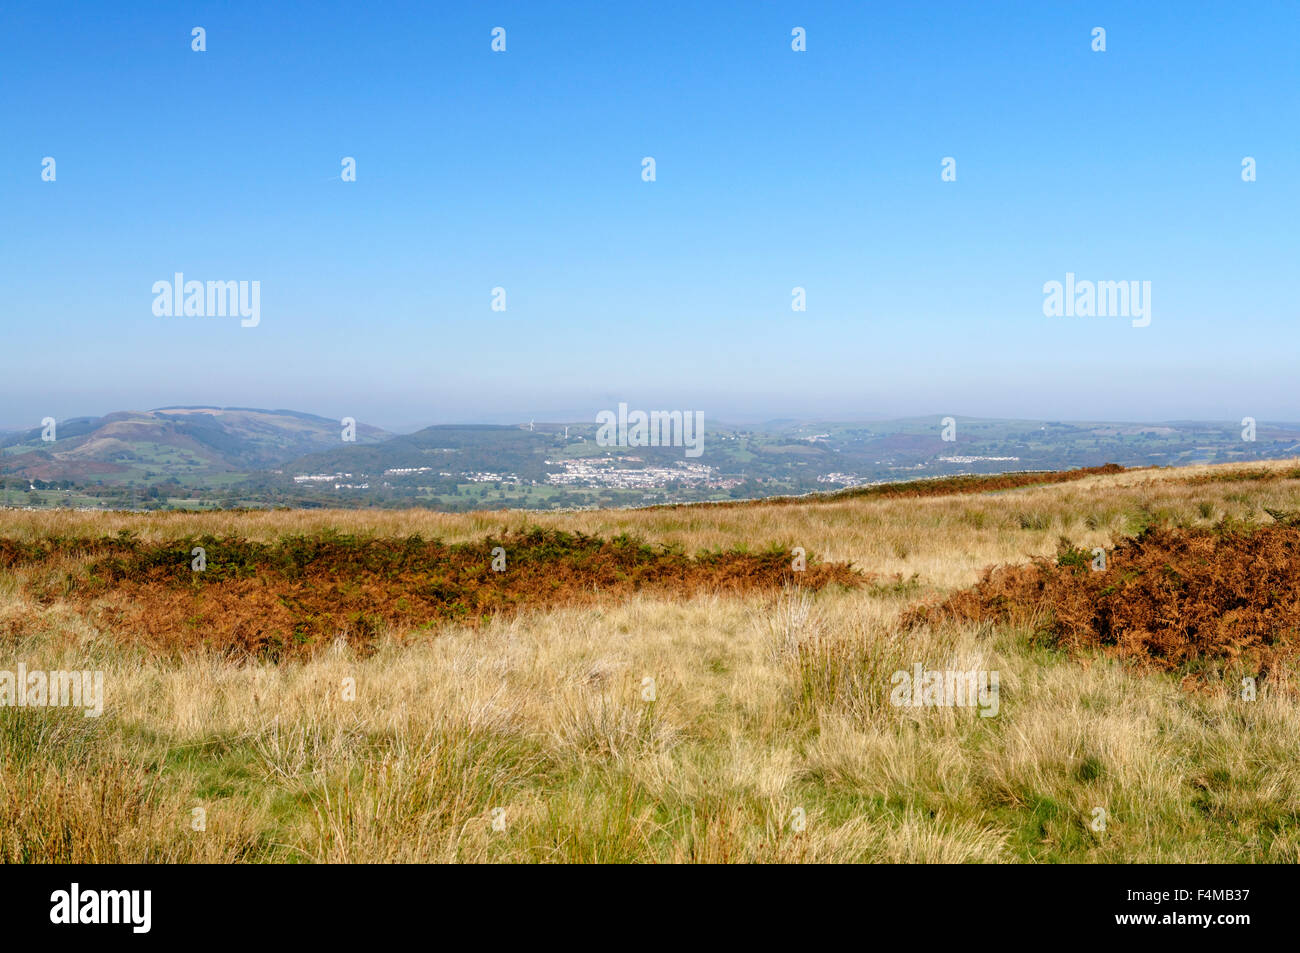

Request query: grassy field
[{"left": 2, "top": 459, "right": 1299, "bottom": 862}]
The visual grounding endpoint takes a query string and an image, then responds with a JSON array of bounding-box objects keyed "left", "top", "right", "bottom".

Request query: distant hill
[
  {"left": 283, "top": 424, "right": 559, "bottom": 481},
  {"left": 0, "top": 407, "right": 389, "bottom": 482}
]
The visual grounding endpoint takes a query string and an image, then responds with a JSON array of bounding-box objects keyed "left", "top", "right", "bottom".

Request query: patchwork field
[{"left": 2, "top": 459, "right": 1299, "bottom": 862}]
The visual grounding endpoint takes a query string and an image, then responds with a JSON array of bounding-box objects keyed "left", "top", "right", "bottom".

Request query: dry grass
[{"left": 1, "top": 458, "right": 1299, "bottom": 862}]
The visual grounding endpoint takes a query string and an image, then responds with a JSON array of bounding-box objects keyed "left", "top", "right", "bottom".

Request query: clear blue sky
[{"left": 3, "top": 1, "right": 1296, "bottom": 431}]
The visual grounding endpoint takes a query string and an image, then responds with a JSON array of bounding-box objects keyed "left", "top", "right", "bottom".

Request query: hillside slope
[{"left": 0, "top": 407, "right": 388, "bottom": 482}]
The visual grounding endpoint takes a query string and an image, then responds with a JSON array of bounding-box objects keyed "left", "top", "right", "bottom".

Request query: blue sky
[{"left": 2, "top": 1, "right": 1296, "bottom": 431}]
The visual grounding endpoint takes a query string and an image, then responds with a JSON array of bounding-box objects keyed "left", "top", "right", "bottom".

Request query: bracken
[
  {"left": 4, "top": 528, "right": 862, "bottom": 661},
  {"left": 902, "top": 521, "right": 1300, "bottom": 689}
]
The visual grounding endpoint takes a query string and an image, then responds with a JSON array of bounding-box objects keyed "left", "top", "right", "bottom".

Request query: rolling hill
[
  {"left": 0, "top": 407, "right": 389, "bottom": 482},
  {"left": 281, "top": 424, "right": 560, "bottom": 482}
]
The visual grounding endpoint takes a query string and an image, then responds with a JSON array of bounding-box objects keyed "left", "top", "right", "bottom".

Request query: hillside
[
  {"left": 284, "top": 424, "right": 558, "bottom": 480},
  {"left": 0, "top": 407, "right": 388, "bottom": 483}
]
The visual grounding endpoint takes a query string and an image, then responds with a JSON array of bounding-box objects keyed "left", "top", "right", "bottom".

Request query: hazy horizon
[{"left": 4, "top": 400, "right": 1298, "bottom": 439}]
